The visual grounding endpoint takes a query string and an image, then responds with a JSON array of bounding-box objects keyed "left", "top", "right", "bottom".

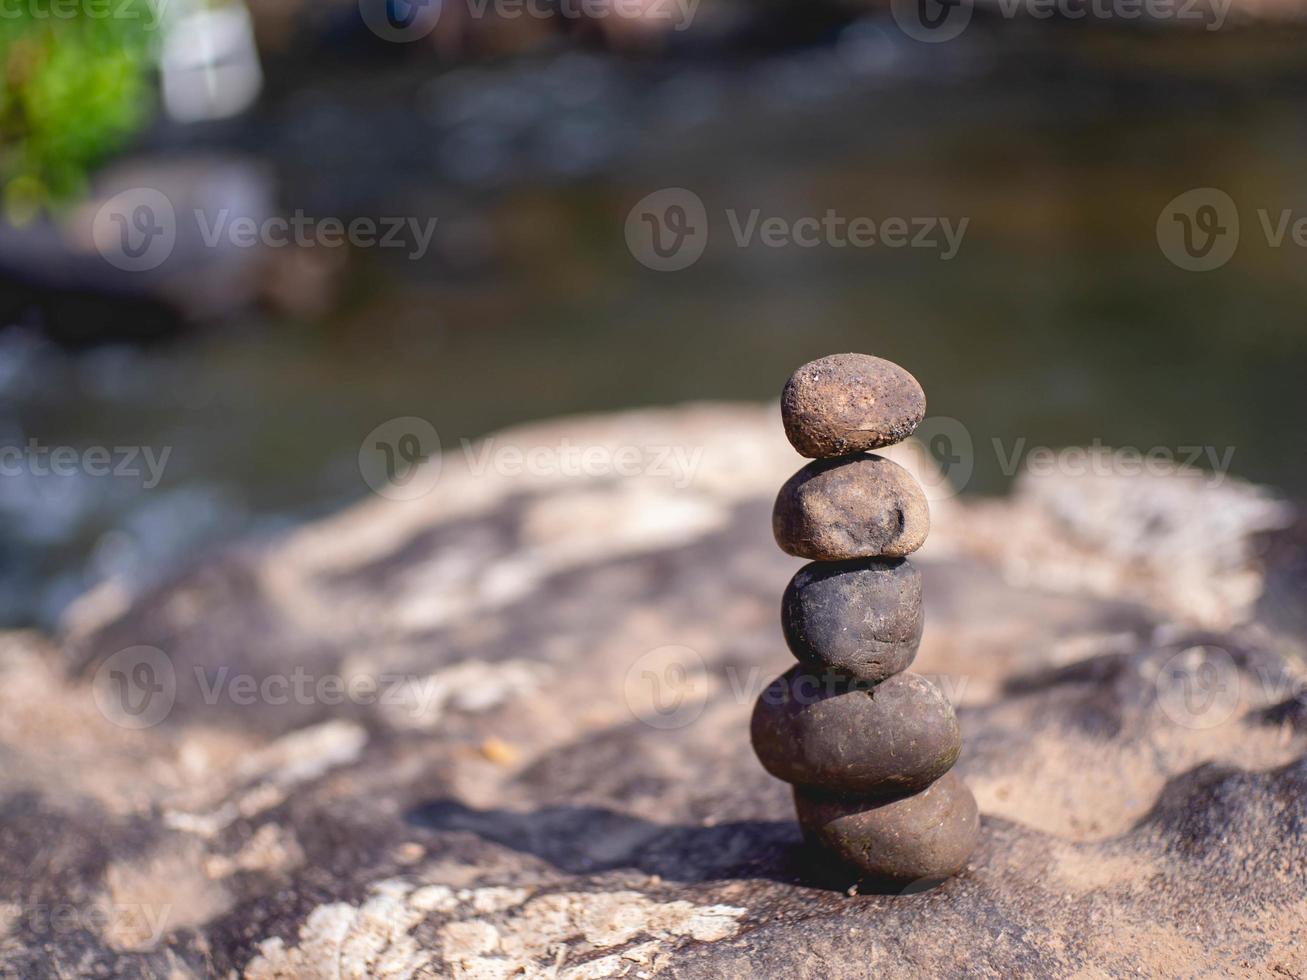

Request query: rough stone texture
[
  {"left": 782, "top": 558, "right": 922, "bottom": 682},
  {"left": 773, "top": 455, "right": 930, "bottom": 560},
  {"left": 794, "top": 772, "right": 980, "bottom": 886},
  {"left": 750, "top": 669, "right": 960, "bottom": 797},
  {"left": 781, "top": 354, "right": 927, "bottom": 458},
  {"left": 2, "top": 402, "right": 1305, "bottom": 977}
]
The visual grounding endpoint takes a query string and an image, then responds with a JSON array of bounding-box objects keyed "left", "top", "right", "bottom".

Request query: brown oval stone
[
  {"left": 750, "top": 667, "right": 960, "bottom": 796},
  {"left": 781, "top": 353, "right": 926, "bottom": 458},
  {"left": 782, "top": 558, "right": 922, "bottom": 683},
  {"left": 793, "top": 771, "right": 979, "bottom": 886},
  {"left": 772, "top": 455, "right": 929, "bottom": 560}
]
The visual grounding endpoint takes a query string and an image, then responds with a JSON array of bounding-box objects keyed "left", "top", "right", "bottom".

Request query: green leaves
[{"left": 1, "top": 0, "right": 158, "bottom": 223}]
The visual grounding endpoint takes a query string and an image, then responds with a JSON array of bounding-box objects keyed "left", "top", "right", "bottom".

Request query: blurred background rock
[{"left": 1, "top": 0, "right": 1305, "bottom": 628}]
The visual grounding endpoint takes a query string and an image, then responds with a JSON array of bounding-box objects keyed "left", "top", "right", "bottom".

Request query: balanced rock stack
[{"left": 751, "top": 353, "right": 979, "bottom": 887}]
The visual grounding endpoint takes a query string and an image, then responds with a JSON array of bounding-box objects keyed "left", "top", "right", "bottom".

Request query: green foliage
[{"left": 0, "top": 0, "right": 159, "bottom": 223}]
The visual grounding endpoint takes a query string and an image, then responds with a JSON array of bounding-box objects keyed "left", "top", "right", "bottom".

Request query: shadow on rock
[{"left": 408, "top": 799, "right": 813, "bottom": 886}]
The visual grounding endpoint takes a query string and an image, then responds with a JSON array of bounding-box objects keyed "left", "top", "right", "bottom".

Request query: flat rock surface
[{"left": 3, "top": 403, "right": 1306, "bottom": 978}]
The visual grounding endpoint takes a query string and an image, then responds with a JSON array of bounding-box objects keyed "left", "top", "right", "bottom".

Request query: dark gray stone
[
  {"left": 793, "top": 771, "right": 979, "bottom": 886},
  {"left": 782, "top": 558, "right": 922, "bottom": 682},
  {"left": 750, "top": 667, "right": 960, "bottom": 796}
]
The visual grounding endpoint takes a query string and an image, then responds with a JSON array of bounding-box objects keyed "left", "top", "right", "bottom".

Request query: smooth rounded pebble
[
  {"left": 794, "top": 771, "right": 979, "bottom": 885},
  {"left": 781, "top": 353, "right": 926, "bottom": 458},
  {"left": 772, "top": 455, "right": 929, "bottom": 561},
  {"left": 782, "top": 558, "right": 922, "bottom": 683},
  {"left": 750, "top": 667, "right": 960, "bottom": 797}
]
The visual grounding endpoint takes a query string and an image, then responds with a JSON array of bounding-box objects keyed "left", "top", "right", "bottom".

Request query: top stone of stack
[{"left": 781, "top": 353, "right": 926, "bottom": 458}]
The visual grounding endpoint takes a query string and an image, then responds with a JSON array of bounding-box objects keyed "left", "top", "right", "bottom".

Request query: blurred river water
[{"left": 2, "top": 19, "right": 1306, "bottom": 626}]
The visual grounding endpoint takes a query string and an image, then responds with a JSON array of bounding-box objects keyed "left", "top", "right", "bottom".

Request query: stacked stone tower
[{"left": 751, "top": 353, "right": 978, "bottom": 886}]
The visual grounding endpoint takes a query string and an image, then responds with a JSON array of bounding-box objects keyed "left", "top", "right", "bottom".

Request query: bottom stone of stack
[{"left": 793, "top": 772, "right": 979, "bottom": 886}]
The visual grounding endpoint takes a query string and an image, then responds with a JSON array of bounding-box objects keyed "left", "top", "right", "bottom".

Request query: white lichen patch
[
  {"left": 244, "top": 880, "right": 745, "bottom": 980},
  {"left": 384, "top": 659, "right": 552, "bottom": 731},
  {"left": 165, "top": 781, "right": 288, "bottom": 839},
  {"left": 441, "top": 890, "right": 746, "bottom": 979},
  {"left": 245, "top": 880, "right": 434, "bottom": 980},
  {"left": 956, "top": 463, "right": 1295, "bottom": 629},
  {"left": 236, "top": 719, "right": 368, "bottom": 786},
  {"left": 165, "top": 721, "right": 365, "bottom": 839}
]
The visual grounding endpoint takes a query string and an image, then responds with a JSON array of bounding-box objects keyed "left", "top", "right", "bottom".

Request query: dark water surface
[{"left": 5, "top": 24, "right": 1307, "bottom": 626}]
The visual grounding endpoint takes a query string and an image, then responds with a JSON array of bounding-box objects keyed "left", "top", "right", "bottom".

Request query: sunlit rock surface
[{"left": 2, "top": 403, "right": 1304, "bottom": 977}]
